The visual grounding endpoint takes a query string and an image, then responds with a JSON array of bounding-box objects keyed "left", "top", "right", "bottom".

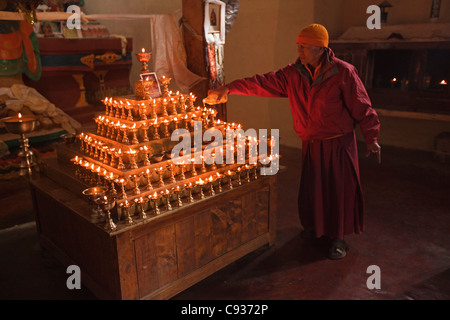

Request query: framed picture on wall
[
  {"left": 204, "top": 0, "right": 226, "bottom": 44},
  {"left": 39, "top": 20, "right": 63, "bottom": 37}
]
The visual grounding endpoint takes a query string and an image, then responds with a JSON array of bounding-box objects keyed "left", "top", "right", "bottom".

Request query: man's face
[{"left": 297, "top": 43, "right": 324, "bottom": 66}]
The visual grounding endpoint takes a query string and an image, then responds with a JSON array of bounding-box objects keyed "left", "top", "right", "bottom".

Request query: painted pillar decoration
[
  {"left": 0, "top": 1, "right": 42, "bottom": 81},
  {"left": 204, "top": 1, "right": 225, "bottom": 89},
  {"left": 204, "top": 0, "right": 239, "bottom": 90}
]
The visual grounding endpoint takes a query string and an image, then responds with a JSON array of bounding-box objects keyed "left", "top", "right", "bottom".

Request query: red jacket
[{"left": 227, "top": 48, "right": 380, "bottom": 144}]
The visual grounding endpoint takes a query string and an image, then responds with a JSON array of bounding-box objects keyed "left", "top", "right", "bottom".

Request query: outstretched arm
[{"left": 204, "top": 68, "right": 290, "bottom": 105}]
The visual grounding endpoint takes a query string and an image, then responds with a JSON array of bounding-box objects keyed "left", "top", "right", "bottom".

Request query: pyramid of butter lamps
[{"left": 71, "top": 73, "right": 279, "bottom": 232}]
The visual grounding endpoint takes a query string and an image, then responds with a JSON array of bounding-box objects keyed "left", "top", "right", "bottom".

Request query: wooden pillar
[
  {"left": 181, "top": 0, "right": 227, "bottom": 121},
  {"left": 182, "top": 0, "right": 208, "bottom": 99}
]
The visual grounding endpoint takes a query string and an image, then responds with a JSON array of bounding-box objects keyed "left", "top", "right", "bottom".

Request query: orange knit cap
[{"left": 296, "top": 24, "right": 329, "bottom": 48}]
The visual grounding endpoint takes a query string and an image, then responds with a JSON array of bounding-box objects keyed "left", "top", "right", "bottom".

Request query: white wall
[{"left": 225, "top": 0, "right": 314, "bottom": 149}]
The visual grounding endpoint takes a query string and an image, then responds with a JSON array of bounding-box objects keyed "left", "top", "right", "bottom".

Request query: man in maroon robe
[{"left": 206, "top": 24, "right": 381, "bottom": 259}]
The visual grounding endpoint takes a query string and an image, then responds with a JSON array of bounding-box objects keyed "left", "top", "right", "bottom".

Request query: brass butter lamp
[{"left": 1, "top": 113, "right": 38, "bottom": 176}]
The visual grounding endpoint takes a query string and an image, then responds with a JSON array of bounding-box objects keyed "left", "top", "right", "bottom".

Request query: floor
[{"left": 0, "top": 141, "right": 449, "bottom": 300}]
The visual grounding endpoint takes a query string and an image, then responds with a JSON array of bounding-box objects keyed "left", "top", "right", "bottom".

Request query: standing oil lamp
[
  {"left": 225, "top": 170, "right": 235, "bottom": 189},
  {"left": 119, "top": 101, "right": 127, "bottom": 120},
  {"left": 188, "top": 93, "right": 196, "bottom": 112},
  {"left": 183, "top": 114, "right": 190, "bottom": 130},
  {"left": 121, "top": 200, "right": 134, "bottom": 226},
  {"left": 170, "top": 98, "right": 178, "bottom": 115},
  {"left": 130, "top": 123, "right": 139, "bottom": 144},
  {"left": 99, "top": 145, "right": 108, "bottom": 164},
  {"left": 100, "top": 195, "right": 117, "bottom": 231},
  {"left": 201, "top": 111, "right": 208, "bottom": 129},
  {"left": 152, "top": 118, "right": 160, "bottom": 140},
  {"left": 190, "top": 114, "right": 197, "bottom": 131},
  {"left": 106, "top": 120, "right": 115, "bottom": 139},
  {"left": 160, "top": 76, "right": 171, "bottom": 97},
  {"left": 244, "top": 164, "right": 252, "bottom": 183},
  {"left": 111, "top": 100, "right": 119, "bottom": 118},
  {"left": 101, "top": 169, "right": 110, "bottom": 188},
  {"left": 82, "top": 186, "right": 107, "bottom": 223},
  {"left": 82, "top": 162, "right": 92, "bottom": 184},
  {"left": 135, "top": 197, "right": 149, "bottom": 220},
  {"left": 190, "top": 157, "right": 198, "bottom": 176},
  {"left": 116, "top": 178, "right": 128, "bottom": 199},
  {"left": 162, "top": 119, "right": 170, "bottom": 138},
  {"left": 125, "top": 101, "right": 134, "bottom": 121},
  {"left": 127, "top": 149, "right": 138, "bottom": 169},
  {"left": 108, "top": 97, "right": 115, "bottom": 117},
  {"left": 200, "top": 155, "right": 207, "bottom": 173},
  {"left": 113, "top": 121, "right": 121, "bottom": 142},
  {"left": 116, "top": 149, "right": 125, "bottom": 170},
  {"left": 151, "top": 99, "right": 158, "bottom": 118},
  {"left": 121, "top": 124, "right": 130, "bottom": 145},
  {"left": 184, "top": 182, "right": 195, "bottom": 203},
  {"left": 163, "top": 189, "right": 173, "bottom": 211},
  {"left": 130, "top": 174, "right": 141, "bottom": 195},
  {"left": 156, "top": 167, "right": 165, "bottom": 187},
  {"left": 93, "top": 140, "right": 102, "bottom": 160},
  {"left": 196, "top": 178, "right": 206, "bottom": 199},
  {"left": 86, "top": 137, "right": 93, "bottom": 156},
  {"left": 1, "top": 113, "right": 38, "bottom": 176},
  {"left": 140, "top": 122, "right": 150, "bottom": 142},
  {"left": 113, "top": 122, "right": 121, "bottom": 142},
  {"left": 102, "top": 97, "right": 110, "bottom": 116},
  {"left": 94, "top": 115, "right": 102, "bottom": 135},
  {"left": 179, "top": 94, "right": 187, "bottom": 114},
  {"left": 89, "top": 164, "right": 98, "bottom": 186},
  {"left": 161, "top": 98, "right": 169, "bottom": 116},
  {"left": 140, "top": 146, "right": 152, "bottom": 166},
  {"left": 136, "top": 48, "right": 152, "bottom": 75},
  {"left": 207, "top": 175, "right": 216, "bottom": 196},
  {"left": 173, "top": 117, "right": 180, "bottom": 131},
  {"left": 107, "top": 147, "right": 116, "bottom": 167},
  {"left": 174, "top": 185, "right": 183, "bottom": 207},
  {"left": 106, "top": 172, "right": 118, "bottom": 196},
  {"left": 101, "top": 118, "right": 109, "bottom": 137},
  {"left": 150, "top": 192, "right": 161, "bottom": 215},
  {"left": 236, "top": 166, "right": 243, "bottom": 186},
  {"left": 210, "top": 153, "right": 217, "bottom": 170},
  {"left": 209, "top": 109, "right": 217, "bottom": 127},
  {"left": 139, "top": 102, "right": 148, "bottom": 121},
  {"left": 253, "top": 164, "right": 259, "bottom": 180},
  {"left": 78, "top": 133, "right": 85, "bottom": 152},
  {"left": 145, "top": 168, "right": 154, "bottom": 191},
  {"left": 167, "top": 163, "right": 176, "bottom": 183},
  {"left": 94, "top": 166, "right": 103, "bottom": 186},
  {"left": 215, "top": 172, "right": 224, "bottom": 193},
  {"left": 178, "top": 161, "right": 186, "bottom": 180}
]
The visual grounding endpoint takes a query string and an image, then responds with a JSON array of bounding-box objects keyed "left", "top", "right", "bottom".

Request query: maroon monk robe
[{"left": 226, "top": 48, "right": 380, "bottom": 240}]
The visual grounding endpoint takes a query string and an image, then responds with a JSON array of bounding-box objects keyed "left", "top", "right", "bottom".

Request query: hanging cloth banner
[
  {"left": 150, "top": 13, "right": 207, "bottom": 93},
  {"left": 86, "top": 13, "right": 207, "bottom": 93}
]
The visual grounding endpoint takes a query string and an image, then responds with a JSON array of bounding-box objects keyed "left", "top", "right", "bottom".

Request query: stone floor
[{"left": 0, "top": 142, "right": 449, "bottom": 300}]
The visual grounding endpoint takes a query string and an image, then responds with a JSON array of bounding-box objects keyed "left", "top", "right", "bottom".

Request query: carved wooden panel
[{"left": 134, "top": 225, "right": 178, "bottom": 297}]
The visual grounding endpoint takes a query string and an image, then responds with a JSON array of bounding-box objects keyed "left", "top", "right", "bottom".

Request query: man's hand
[
  {"left": 204, "top": 85, "right": 229, "bottom": 105},
  {"left": 365, "top": 141, "right": 381, "bottom": 164}
]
